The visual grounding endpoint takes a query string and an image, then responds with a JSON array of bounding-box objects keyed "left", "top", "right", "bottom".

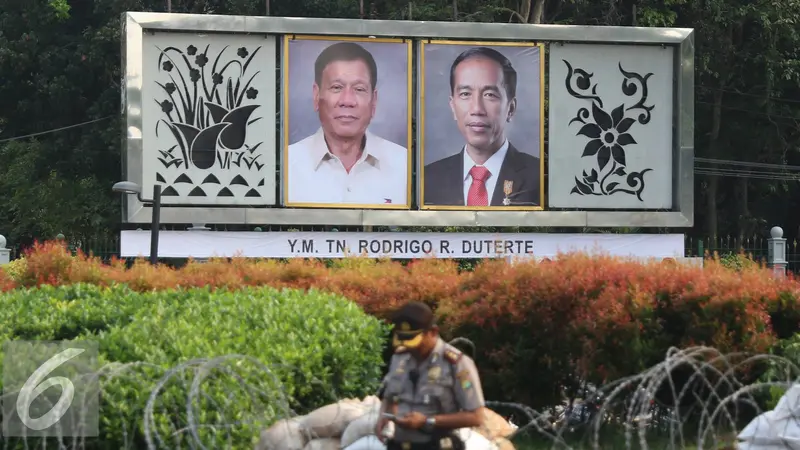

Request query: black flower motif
[
  {"left": 160, "top": 100, "right": 173, "bottom": 114},
  {"left": 154, "top": 43, "right": 266, "bottom": 174},
  {"left": 564, "top": 61, "right": 655, "bottom": 201},
  {"left": 582, "top": 169, "right": 599, "bottom": 187},
  {"left": 577, "top": 102, "right": 637, "bottom": 170},
  {"left": 204, "top": 101, "right": 261, "bottom": 150},
  {"left": 576, "top": 74, "right": 591, "bottom": 90}
]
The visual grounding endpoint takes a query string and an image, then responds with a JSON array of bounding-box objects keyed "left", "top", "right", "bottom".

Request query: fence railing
[{"left": 684, "top": 235, "right": 770, "bottom": 260}]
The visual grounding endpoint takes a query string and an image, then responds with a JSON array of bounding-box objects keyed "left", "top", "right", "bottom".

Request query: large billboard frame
[{"left": 122, "top": 12, "right": 694, "bottom": 228}]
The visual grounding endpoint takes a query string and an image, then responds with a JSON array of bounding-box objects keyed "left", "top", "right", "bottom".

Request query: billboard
[{"left": 121, "top": 13, "right": 694, "bottom": 228}]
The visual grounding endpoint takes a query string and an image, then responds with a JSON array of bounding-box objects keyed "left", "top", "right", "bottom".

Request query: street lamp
[{"left": 112, "top": 181, "right": 161, "bottom": 265}]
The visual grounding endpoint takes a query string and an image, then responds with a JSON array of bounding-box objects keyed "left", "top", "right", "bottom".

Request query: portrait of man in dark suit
[{"left": 423, "top": 46, "right": 541, "bottom": 208}]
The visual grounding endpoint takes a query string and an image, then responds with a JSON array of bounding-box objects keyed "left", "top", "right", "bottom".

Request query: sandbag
[
  {"left": 472, "top": 409, "right": 515, "bottom": 440},
  {"left": 341, "top": 408, "right": 381, "bottom": 447},
  {"left": 493, "top": 437, "right": 515, "bottom": 450},
  {"left": 455, "top": 427, "right": 497, "bottom": 450},
  {"left": 255, "top": 417, "right": 309, "bottom": 450},
  {"left": 362, "top": 395, "right": 380, "bottom": 409},
  {"left": 302, "top": 401, "right": 369, "bottom": 438},
  {"left": 345, "top": 435, "right": 386, "bottom": 450},
  {"left": 304, "top": 438, "right": 341, "bottom": 450}
]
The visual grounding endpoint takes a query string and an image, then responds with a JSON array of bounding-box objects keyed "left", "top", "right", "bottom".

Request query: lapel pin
[{"left": 503, "top": 180, "right": 513, "bottom": 205}]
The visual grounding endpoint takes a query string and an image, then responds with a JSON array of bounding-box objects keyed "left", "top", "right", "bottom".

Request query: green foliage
[
  {"left": 717, "top": 252, "right": 760, "bottom": 271},
  {"left": 0, "top": 283, "right": 389, "bottom": 449},
  {"left": 1, "top": 257, "right": 26, "bottom": 282},
  {"left": 759, "top": 332, "right": 800, "bottom": 410},
  {"left": 48, "top": 0, "right": 70, "bottom": 19}
]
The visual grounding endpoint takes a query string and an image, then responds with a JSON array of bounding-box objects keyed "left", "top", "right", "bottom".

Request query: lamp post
[{"left": 112, "top": 181, "right": 161, "bottom": 265}]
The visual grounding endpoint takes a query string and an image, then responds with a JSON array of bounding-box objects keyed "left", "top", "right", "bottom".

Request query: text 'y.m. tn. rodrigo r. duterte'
[{"left": 286, "top": 237, "right": 534, "bottom": 258}]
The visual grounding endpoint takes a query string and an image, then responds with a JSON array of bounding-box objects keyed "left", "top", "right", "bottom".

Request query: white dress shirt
[
  {"left": 461, "top": 140, "right": 509, "bottom": 205},
  {"left": 287, "top": 127, "right": 408, "bottom": 205}
]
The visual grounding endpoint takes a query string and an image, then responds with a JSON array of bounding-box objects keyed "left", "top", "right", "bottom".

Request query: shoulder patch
[{"left": 443, "top": 348, "right": 462, "bottom": 364}]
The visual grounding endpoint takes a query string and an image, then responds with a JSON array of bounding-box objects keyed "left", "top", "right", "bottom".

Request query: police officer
[{"left": 375, "top": 301, "right": 485, "bottom": 450}]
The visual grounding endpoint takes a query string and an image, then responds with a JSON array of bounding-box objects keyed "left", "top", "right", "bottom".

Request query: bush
[
  {"left": 0, "top": 266, "right": 16, "bottom": 292},
  {"left": 2, "top": 241, "right": 800, "bottom": 415},
  {"left": 715, "top": 251, "right": 760, "bottom": 272},
  {"left": 0, "top": 283, "right": 389, "bottom": 449},
  {"left": 757, "top": 332, "right": 800, "bottom": 409},
  {"left": 435, "top": 254, "right": 792, "bottom": 409},
  {"left": 2, "top": 257, "right": 26, "bottom": 282}
]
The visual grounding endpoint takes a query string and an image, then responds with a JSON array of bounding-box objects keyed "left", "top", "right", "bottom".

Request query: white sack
[
  {"left": 256, "top": 417, "right": 308, "bottom": 450},
  {"left": 738, "top": 445, "right": 797, "bottom": 450},
  {"left": 302, "top": 401, "right": 369, "bottom": 438},
  {"left": 473, "top": 409, "right": 515, "bottom": 440},
  {"left": 341, "top": 408, "right": 381, "bottom": 447},
  {"left": 455, "top": 427, "right": 498, "bottom": 450},
  {"left": 304, "top": 438, "right": 341, "bottom": 450},
  {"left": 345, "top": 435, "right": 387, "bottom": 450},
  {"left": 737, "top": 384, "right": 800, "bottom": 450},
  {"left": 493, "top": 437, "right": 515, "bottom": 450},
  {"left": 362, "top": 395, "right": 381, "bottom": 409}
]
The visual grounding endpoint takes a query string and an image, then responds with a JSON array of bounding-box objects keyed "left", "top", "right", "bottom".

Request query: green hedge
[{"left": 0, "top": 284, "right": 389, "bottom": 449}]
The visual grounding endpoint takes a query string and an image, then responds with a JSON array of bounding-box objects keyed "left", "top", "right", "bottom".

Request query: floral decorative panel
[
  {"left": 547, "top": 43, "right": 674, "bottom": 209},
  {"left": 141, "top": 31, "right": 277, "bottom": 205}
]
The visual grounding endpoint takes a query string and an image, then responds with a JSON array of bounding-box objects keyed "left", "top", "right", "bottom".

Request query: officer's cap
[{"left": 390, "top": 301, "right": 435, "bottom": 349}]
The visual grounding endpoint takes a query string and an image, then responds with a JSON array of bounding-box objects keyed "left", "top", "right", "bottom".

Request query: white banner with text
[{"left": 120, "top": 231, "right": 684, "bottom": 259}]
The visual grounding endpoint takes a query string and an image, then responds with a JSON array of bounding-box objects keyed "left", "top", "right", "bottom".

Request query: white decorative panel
[
  {"left": 548, "top": 43, "right": 674, "bottom": 209},
  {"left": 141, "top": 31, "right": 277, "bottom": 205}
]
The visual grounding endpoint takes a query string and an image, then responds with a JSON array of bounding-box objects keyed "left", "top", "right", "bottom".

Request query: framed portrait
[
  {"left": 418, "top": 40, "right": 545, "bottom": 210},
  {"left": 282, "top": 35, "right": 413, "bottom": 209}
]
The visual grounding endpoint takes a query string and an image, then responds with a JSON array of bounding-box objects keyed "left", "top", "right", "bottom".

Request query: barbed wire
[{"left": 0, "top": 341, "right": 798, "bottom": 449}]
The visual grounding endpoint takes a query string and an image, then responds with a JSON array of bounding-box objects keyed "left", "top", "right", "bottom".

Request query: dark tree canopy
[{"left": 0, "top": 0, "right": 798, "bottom": 247}]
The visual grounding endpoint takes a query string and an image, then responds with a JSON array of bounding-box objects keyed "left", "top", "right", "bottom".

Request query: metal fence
[
  {"left": 8, "top": 236, "right": 123, "bottom": 263},
  {"left": 684, "top": 235, "right": 770, "bottom": 260},
  {"left": 685, "top": 234, "right": 800, "bottom": 273}
]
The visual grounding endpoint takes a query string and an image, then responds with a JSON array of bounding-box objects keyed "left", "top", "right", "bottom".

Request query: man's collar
[
  {"left": 310, "top": 127, "right": 381, "bottom": 171},
  {"left": 462, "top": 139, "right": 509, "bottom": 181},
  {"left": 411, "top": 336, "right": 445, "bottom": 363}
]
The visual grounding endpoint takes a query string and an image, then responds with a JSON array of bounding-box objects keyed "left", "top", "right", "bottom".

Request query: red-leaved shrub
[{"left": 1, "top": 240, "right": 798, "bottom": 408}]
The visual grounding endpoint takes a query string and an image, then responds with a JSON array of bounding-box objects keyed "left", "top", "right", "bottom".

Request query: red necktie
[{"left": 467, "top": 166, "right": 491, "bottom": 206}]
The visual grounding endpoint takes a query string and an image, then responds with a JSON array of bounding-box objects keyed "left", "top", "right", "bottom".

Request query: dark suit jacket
[{"left": 423, "top": 143, "right": 541, "bottom": 207}]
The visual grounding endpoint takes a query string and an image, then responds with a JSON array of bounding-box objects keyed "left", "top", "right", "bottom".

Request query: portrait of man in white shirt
[{"left": 285, "top": 40, "right": 410, "bottom": 207}]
